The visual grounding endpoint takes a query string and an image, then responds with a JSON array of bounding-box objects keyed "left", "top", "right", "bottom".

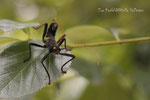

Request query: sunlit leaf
[
  {"left": 0, "top": 19, "right": 39, "bottom": 32},
  {"left": 0, "top": 41, "right": 72, "bottom": 98},
  {"left": 0, "top": 37, "right": 21, "bottom": 50},
  {"left": 0, "top": 30, "right": 29, "bottom": 41},
  {"left": 0, "top": 37, "right": 20, "bottom": 45}
]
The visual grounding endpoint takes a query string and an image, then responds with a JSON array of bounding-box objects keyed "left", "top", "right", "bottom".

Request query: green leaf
[
  {"left": 0, "top": 19, "right": 39, "bottom": 32},
  {"left": 0, "top": 37, "right": 20, "bottom": 45},
  {"left": 65, "top": 25, "right": 113, "bottom": 44},
  {"left": 0, "top": 37, "right": 21, "bottom": 50},
  {"left": 0, "top": 41, "right": 72, "bottom": 98}
]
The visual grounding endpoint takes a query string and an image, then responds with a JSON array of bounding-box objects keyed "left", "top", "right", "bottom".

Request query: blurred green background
[{"left": 0, "top": 0, "right": 150, "bottom": 100}]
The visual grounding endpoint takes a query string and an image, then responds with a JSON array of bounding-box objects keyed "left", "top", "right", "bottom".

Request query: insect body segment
[{"left": 24, "top": 22, "right": 75, "bottom": 85}]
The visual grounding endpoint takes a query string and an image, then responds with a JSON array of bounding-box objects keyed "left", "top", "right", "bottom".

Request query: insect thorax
[{"left": 45, "top": 37, "right": 57, "bottom": 49}]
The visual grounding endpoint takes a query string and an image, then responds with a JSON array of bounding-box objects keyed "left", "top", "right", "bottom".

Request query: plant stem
[{"left": 68, "top": 37, "right": 150, "bottom": 49}]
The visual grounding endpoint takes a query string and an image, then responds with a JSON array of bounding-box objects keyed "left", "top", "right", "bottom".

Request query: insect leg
[
  {"left": 57, "top": 34, "right": 66, "bottom": 43},
  {"left": 24, "top": 43, "right": 46, "bottom": 62},
  {"left": 59, "top": 38, "right": 66, "bottom": 48},
  {"left": 41, "top": 50, "right": 52, "bottom": 85},
  {"left": 33, "top": 23, "right": 48, "bottom": 30},
  {"left": 57, "top": 34, "right": 68, "bottom": 50},
  {"left": 59, "top": 53, "right": 75, "bottom": 73},
  {"left": 33, "top": 23, "right": 48, "bottom": 43},
  {"left": 57, "top": 34, "right": 66, "bottom": 47},
  {"left": 42, "top": 23, "right": 48, "bottom": 43}
]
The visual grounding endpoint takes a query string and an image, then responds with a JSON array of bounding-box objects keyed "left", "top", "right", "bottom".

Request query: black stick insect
[{"left": 24, "top": 22, "right": 75, "bottom": 85}]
